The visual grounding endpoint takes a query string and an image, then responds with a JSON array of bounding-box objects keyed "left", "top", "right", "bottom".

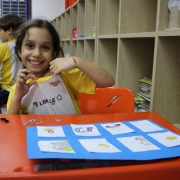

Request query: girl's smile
[{"left": 29, "top": 60, "right": 43, "bottom": 66}]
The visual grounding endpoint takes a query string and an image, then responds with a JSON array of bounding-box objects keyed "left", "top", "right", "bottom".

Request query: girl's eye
[
  {"left": 42, "top": 45, "right": 50, "bottom": 51},
  {"left": 26, "top": 43, "right": 34, "bottom": 49}
]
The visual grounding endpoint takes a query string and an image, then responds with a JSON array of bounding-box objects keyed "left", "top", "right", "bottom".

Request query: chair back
[{"left": 78, "top": 87, "right": 134, "bottom": 114}]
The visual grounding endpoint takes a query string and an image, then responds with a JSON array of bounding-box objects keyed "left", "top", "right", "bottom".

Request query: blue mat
[{"left": 26, "top": 119, "right": 180, "bottom": 160}]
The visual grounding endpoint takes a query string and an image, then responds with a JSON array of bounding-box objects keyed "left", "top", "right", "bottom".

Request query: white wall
[{"left": 31, "top": 0, "right": 65, "bottom": 21}]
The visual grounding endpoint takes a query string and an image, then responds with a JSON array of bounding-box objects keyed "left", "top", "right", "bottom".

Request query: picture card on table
[
  {"left": 101, "top": 122, "right": 135, "bottom": 135},
  {"left": 79, "top": 138, "right": 121, "bottom": 153},
  {"left": 117, "top": 135, "right": 160, "bottom": 152},
  {"left": 129, "top": 120, "right": 164, "bottom": 132},
  {"left": 38, "top": 140, "right": 75, "bottom": 153},
  {"left": 37, "top": 126, "right": 65, "bottom": 137},
  {"left": 71, "top": 124, "right": 101, "bottom": 136},
  {"left": 148, "top": 131, "right": 180, "bottom": 147}
]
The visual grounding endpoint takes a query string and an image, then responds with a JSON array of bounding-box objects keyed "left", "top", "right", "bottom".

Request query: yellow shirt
[
  {"left": 0, "top": 40, "right": 22, "bottom": 91},
  {"left": 7, "top": 68, "right": 96, "bottom": 114}
]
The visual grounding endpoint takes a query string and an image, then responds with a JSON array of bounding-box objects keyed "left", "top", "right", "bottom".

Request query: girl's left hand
[{"left": 49, "top": 57, "right": 76, "bottom": 74}]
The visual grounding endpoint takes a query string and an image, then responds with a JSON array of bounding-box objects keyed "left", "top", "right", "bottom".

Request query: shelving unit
[{"left": 51, "top": 0, "right": 180, "bottom": 124}]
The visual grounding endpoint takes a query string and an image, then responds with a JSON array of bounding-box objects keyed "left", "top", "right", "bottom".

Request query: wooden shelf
[
  {"left": 98, "top": 0, "right": 120, "bottom": 35},
  {"left": 152, "top": 36, "right": 180, "bottom": 124},
  {"left": 51, "top": 0, "right": 180, "bottom": 124},
  {"left": 120, "top": 0, "right": 157, "bottom": 33},
  {"left": 97, "top": 38, "right": 118, "bottom": 79}
]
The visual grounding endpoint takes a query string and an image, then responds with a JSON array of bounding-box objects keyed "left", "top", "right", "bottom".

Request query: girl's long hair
[{"left": 15, "top": 18, "right": 64, "bottom": 60}]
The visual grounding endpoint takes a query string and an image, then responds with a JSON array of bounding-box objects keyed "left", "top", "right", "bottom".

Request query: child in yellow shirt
[{"left": 0, "top": 13, "right": 25, "bottom": 107}]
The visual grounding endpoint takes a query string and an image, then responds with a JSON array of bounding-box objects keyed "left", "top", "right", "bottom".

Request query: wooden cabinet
[{"left": 51, "top": 0, "right": 180, "bottom": 124}]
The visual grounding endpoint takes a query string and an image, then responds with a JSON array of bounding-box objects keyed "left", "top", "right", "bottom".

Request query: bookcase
[{"left": 51, "top": 0, "right": 180, "bottom": 124}]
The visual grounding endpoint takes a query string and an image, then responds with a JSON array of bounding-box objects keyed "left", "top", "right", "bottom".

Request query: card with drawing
[
  {"left": 38, "top": 140, "right": 75, "bottom": 153},
  {"left": 148, "top": 131, "right": 180, "bottom": 147},
  {"left": 79, "top": 138, "right": 121, "bottom": 153},
  {"left": 37, "top": 126, "right": 65, "bottom": 137},
  {"left": 101, "top": 122, "right": 135, "bottom": 135},
  {"left": 129, "top": 120, "right": 163, "bottom": 132},
  {"left": 117, "top": 135, "right": 160, "bottom": 152},
  {"left": 71, "top": 124, "right": 101, "bottom": 136}
]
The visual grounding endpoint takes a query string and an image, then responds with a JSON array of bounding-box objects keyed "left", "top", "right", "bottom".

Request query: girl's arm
[
  {"left": 7, "top": 94, "right": 22, "bottom": 114},
  {"left": 50, "top": 56, "right": 115, "bottom": 87},
  {"left": 7, "top": 69, "right": 36, "bottom": 114}
]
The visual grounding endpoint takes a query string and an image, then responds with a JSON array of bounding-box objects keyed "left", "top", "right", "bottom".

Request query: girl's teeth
[{"left": 31, "top": 61, "right": 41, "bottom": 65}]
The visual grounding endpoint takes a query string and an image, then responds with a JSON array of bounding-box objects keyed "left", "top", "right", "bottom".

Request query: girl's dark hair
[{"left": 15, "top": 18, "right": 64, "bottom": 60}]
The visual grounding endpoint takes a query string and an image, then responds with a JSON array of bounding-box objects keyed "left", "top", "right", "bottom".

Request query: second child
[{"left": 0, "top": 13, "right": 25, "bottom": 107}]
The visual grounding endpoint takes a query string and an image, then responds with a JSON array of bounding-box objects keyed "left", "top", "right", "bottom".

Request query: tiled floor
[{"left": 173, "top": 124, "right": 180, "bottom": 130}]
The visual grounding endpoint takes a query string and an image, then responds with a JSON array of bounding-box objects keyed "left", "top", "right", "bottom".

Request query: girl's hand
[
  {"left": 14, "top": 69, "right": 37, "bottom": 100},
  {"left": 49, "top": 57, "right": 75, "bottom": 74},
  {"left": 50, "top": 56, "right": 115, "bottom": 88}
]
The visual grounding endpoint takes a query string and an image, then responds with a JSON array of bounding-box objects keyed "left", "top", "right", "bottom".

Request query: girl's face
[{"left": 18, "top": 27, "right": 54, "bottom": 78}]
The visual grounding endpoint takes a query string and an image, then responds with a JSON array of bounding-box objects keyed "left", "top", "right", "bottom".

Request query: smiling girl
[{"left": 7, "top": 19, "right": 115, "bottom": 114}]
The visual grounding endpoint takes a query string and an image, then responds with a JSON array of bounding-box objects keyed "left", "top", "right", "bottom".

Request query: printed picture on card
[
  {"left": 37, "top": 126, "right": 65, "bottom": 137},
  {"left": 148, "top": 131, "right": 180, "bottom": 147},
  {"left": 117, "top": 135, "right": 160, "bottom": 152},
  {"left": 129, "top": 120, "right": 163, "bottom": 132},
  {"left": 71, "top": 124, "right": 101, "bottom": 136},
  {"left": 79, "top": 138, "right": 121, "bottom": 153},
  {"left": 38, "top": 140, "right": 75, "bottom": 153},
  {"left": 101, "top": 122, "right": 135, "bottom": 135}
]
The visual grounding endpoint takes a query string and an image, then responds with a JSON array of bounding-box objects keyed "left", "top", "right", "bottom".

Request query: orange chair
[{"left": 78, "top": 87, "right": 134, "bottom": 114}]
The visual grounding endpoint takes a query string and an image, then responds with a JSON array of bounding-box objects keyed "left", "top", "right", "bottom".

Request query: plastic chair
[{"left": 78, "top": 87, "right": 134, "bottom": 114}]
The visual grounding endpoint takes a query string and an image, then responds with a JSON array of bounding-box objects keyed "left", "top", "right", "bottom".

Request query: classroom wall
[{"left": 31, "top": 0, "right": 65, "bottom": 21}]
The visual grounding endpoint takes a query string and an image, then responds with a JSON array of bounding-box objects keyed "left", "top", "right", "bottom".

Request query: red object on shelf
[
  {"left": 72, "top": 28, "right": 77, "bottom": 38},
  {"left": 65, "top": 0, "right": 77, "bottom": 9}
]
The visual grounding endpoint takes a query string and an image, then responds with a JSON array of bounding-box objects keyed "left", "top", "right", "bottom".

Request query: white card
[
  {"left": 71, "top": 124, "right": 101, "bottom": 136},
  {"left": 148, "top": 131, "right": 180, "bottom": 147},
  {"left": 38, "top": 140, "right": 75, "bottom": 153},
  {"left": 79, "top": 138, "right": 121, "bottom": 153},
  {"left": 129, "top": 120, "right": 163, "bottom": 132},
  {"left": 101, "top": 122, "right": 135, "bottom": 135},
  {"left": 117, "top": 135, "right": 160, "bottom": 152},
  {"left": 37, "top": 126, "right": 65, "bottom": 137}
]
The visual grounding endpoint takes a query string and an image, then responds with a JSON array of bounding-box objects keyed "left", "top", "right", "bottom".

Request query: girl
[{"left": 7, "top": 19, "right": 115, "bottom": 114}]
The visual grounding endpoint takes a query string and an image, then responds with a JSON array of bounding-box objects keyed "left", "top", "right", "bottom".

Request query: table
[{"left": 0, "top": 112, "right": 180, "bottom": 180}]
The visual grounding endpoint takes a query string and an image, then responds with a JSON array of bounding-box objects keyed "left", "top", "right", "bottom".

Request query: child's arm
[
  {"left": 7, "top": 69, "right": 36, "bottom": 114},
  {"left": 50, "top": 57, "right": 115, "bottom": 87}
]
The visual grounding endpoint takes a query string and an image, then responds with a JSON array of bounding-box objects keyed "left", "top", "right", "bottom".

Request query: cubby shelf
[{"left": 51, "top": 0, "right": 180, "bottom": 124}]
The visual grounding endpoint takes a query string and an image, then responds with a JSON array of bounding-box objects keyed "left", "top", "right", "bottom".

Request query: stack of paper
[{"left": 135, "top": 76, "right": 151, "bottom": 112}]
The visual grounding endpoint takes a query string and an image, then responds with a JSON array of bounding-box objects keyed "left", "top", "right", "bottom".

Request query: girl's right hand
[{"left": 14, "top": 69, "right": 37, "bottom": 100}]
